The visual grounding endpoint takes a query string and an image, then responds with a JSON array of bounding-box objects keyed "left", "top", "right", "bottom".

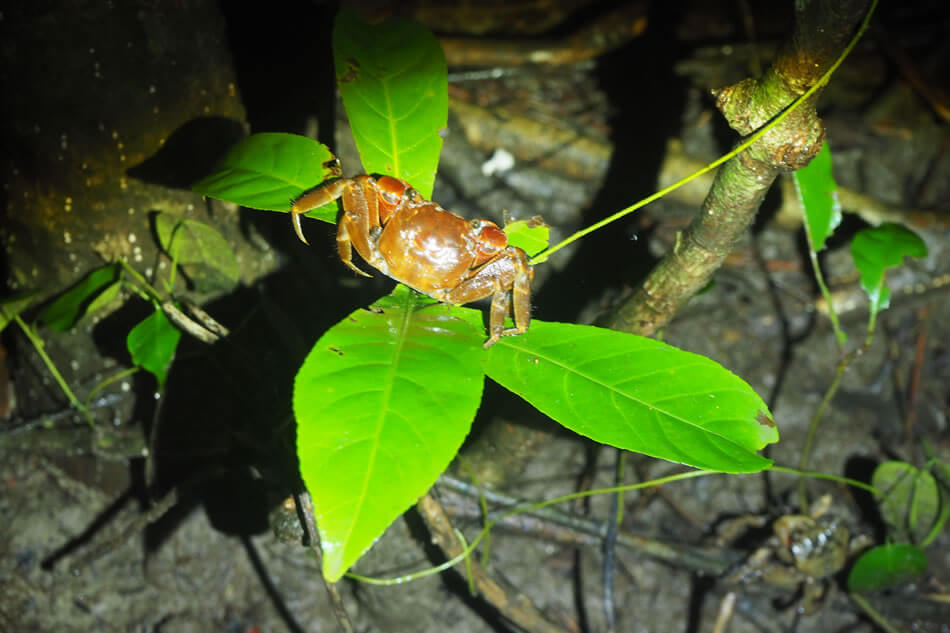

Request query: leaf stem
[{"left": 768, "top": 464, "right": 879, "bottom": 496}]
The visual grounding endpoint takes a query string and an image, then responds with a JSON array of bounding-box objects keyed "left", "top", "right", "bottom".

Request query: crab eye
[
  {"left": 376, "top": 176, "right": 409, "bottom": 205},
  {"left": 476, "top": 222, "right": 507, "bottom": 258}
]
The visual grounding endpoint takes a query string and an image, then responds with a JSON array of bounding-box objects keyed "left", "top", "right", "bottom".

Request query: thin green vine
[
  {"left": 13, "top": 314, "right": 94, "bottom": 426},
  {"left": 346, "top": 469, "right": 714, "bottom": 585}
]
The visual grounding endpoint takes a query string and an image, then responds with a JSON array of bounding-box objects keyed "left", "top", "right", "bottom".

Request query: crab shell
[{"left": 291, "top": 174, "right": 533, "bottom": 347}]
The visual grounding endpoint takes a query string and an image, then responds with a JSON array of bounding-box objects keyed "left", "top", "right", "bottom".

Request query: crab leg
[
  {"left": 336, "top": 215, "right": 373, "bottom": 277},
  {"left": 510, "top": 259, "right": 532, "bottom": 333},
  {"left": 444, "top": 246, "right": 533, "bottom": 348},
  {"left": 289, "top": 178, "right": 351, "bottom": 245},
  {"left": 485, "top": 254, "right": 532, "bottom": 347},
  {"left": 485, "top": 286, "right": 512, "bottom": 348}
]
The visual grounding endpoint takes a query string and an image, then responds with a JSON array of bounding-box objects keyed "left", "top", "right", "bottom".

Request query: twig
[
  {"left": 605, "top": 0, "right": 874, "bottom": 336},
  {"left": 2, "top": 392, "right": 125, "bottom": 436},
  {"left": 601, "top": 449, "right": 624, "bottom": 632},
  {"left": 161, "top": 300, "right": 228, "bottom": 344},
  {"left": 417, "top": 493, "right": 574, "bottom": 633},
  {"left": 438, "top": 474, "right": 733, "bottom": 575},
  {"left": 439, "top": 3, "right": 647, "bottom": 68},
  {"left": 712, "top": 591, "right": 738, "bottom": 633},
  {"left": 296, "top": 492, "right": 355, "bottom": 633},
  {"left": 904, "top": 304, "right": 930, "bottom": 445},
  {"left": 69, "top": 482, "right": 181, "bottom": 569}
]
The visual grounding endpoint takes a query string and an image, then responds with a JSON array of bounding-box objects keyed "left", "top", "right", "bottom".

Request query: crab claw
[{"left": 290, "top": 207, "right": 310, "bottom": 245}]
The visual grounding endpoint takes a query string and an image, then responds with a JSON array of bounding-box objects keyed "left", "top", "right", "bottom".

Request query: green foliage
[
  {"left": 851, "top": 223, "right": 928, "bottom": 316},
  {"left": 127, "top": 307, "right": 182, "bottom": 388},
  {"left": 155, "top": 213, "right": 241, "bottom": 290},
  {"left": 294, "top": 286, "right": 485, "bottom": 581},
  {"left": 847, "top": 544, "right": 927, "bottom": 593},
  {"left": 484, "top": 323, "right": 776, "bottom": 473},
  {"left": 873, "top": 461, "right": 950, "bottom": 547},
  {"left": 191, "top": 10, "right": 778, "bottom": 581},
  {"left": 38, "top": 263, "right": 120, "bottom": 331},
  {"left": 333, "top": 8, "right": 447, "bottom": 197},
  {"left": 26, "top": 219, "right": 237, "bottom": 407},
  {"left": 795, "top": 142, "right": 842, "bottom": 252},
  {"left": 294, "top": 287, "right": 776, "bottom": 579},
  {"left": 503, "top": 217, "right": 551, "bottom": 257},
  {"left": 192, "top": 133, "right": 340, "bottom": 221}
]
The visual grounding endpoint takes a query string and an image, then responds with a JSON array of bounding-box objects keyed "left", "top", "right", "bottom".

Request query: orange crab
[{"left": 290, "top": 172, "right": 533, "bottom": 348}]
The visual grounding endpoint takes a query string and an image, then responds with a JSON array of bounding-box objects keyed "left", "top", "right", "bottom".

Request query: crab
[
  {"left": 290, "top": 170, "right": 533, "bottom": 348},
  {"left": 722, "top": 495, "right": 872, "bottom": 615}
]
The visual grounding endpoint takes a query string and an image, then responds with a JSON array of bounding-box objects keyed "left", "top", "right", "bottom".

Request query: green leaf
[
  {"left": 873, "top": 461, "right": 945, "bottom": 546},
  {"left": 38, "top": 263, "right": 120, "bottom": 332},
  {"left": 155, "top": 214, "right": 240, "bottom": 291},
  {"left": 192, "top": 132, "right": 340, "bottom": 222},
  {"left": 0, "top": 291, "right": 38, "bottom": 333},
  {"left": 84, "top": 281, "right": 122, "bottom": 315},
  {"left": 794, "top": 142, "right": 841, "bottom": 252},
  {"left": 127, "top": 307, "right": 182, "bottom": 388},
  {"left": 333, "top": 9, "right": 447, "bottom": 198},
  {"left": 933, "top": 460, "right": 950, "bottom": 545},
  {"left": 294, "top": 285, "right": 484, "bottom": 581},
  {"left": 483, "top": 322, "right": 777, "bottom": 473},
  {"left": 851, "top": 223, "right": 928, "bottom": 315},
  {"left": 504, "top": 217, "right": 551, "bottom": 258},
  {"left": 847, "top": 544, "right": 927, "bottom": 593}
]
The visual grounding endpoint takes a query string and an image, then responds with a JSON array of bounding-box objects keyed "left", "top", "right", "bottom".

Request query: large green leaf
[
  {"left": 294, "top": 286, "right": 484, "bottom": 581},
  {"left": 192, "top": 133, "right": 339, "bottom": 222},
  {"left": 38, "top": 263, "right": 120, "bottom": 332},
  {"left": 333, "top": 9, "right": 447, "bottom": 198},
  {"left": 794, "top": 142, "right": 841, "bottom": 252},
  {"left": 847, "top": 544, "right": 927, "bottom": 593},
  {"left": 155, "top": 213, "right": 240, "bottom": 291},
  {"left": 483, "top": 322, "right": 777, "bottom": 472},
  {"left": 127, "top": 307, "right": 182, "bottom": 388},
  {"left": 850, "top": 223, "right": 928, "bottom": 315}
]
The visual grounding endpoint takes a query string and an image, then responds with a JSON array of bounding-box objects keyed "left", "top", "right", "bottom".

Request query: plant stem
[
  {"left": 849, "top": 592, "right": 904, "bottom": 633},
  {"left": 797, "top": 356, "right": 848, "bottom": 509},
  {"left": 805, "top": 233, "right": 847, "bottom": 350},
  {"left": 768, "top": 465, "right": 878, "bottom": 495},
  {"left": 118, "top": 258, "right": 163, "bottom": 303},
  {"left": 797, "top": 338, "right": 878, "bottom": 510},
  {"left": 14, "top": 314, "right": 93, "bottom": 426}
]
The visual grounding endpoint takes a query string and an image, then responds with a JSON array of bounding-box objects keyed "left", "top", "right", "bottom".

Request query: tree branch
[{"left": 608, "top": 0, "right": 870, "bottom": 336}]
